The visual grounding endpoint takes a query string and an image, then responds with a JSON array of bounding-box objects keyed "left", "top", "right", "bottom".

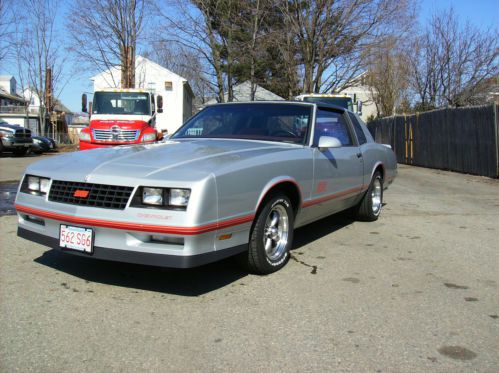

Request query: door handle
[{"left": 356, "top": 152, "right": 362, "bottom": 158}]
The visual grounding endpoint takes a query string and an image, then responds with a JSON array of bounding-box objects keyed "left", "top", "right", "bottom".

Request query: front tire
[
  {"left": 244, "top": 194, "right": 294, "bottom": 274},
  {"left": 355, "top": 171, "right": 383, "bottom": 222}
]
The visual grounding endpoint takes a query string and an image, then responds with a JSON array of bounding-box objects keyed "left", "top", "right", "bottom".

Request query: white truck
[{"left": 295, "top": 93, "right": 363, "bottom": 115}]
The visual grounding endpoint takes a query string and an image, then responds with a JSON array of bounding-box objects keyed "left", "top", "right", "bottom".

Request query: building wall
[
  {"left": 0, "top": 76, "right": 15, "bottom": 95},
  {"left": 338, "top": 85, "right": 377, "bottom": 122}
]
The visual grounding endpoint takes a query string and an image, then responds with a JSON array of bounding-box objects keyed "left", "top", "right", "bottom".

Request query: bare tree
[
  {"left": 146, "top": 42, "right": 212, "bottom": 103},
  {"left": 365, "top": 36, "right": 411, "bottom": 117},
  {"left": 12, "top": 0, "right": 66, "bottom": 134},
  {"left": 154, "top": 1, "right": 235, "bottom": 102},
  {"left": 409, "top": 9, "right": 499, "bottom": 108},
  {"left": 0, "top": 0, "right": 15, "bottom": 65},
  {"left": 67, "top": 0, "right": 147, "bottom": 88},
  {"left": 278, "top": 0, "right": 413, "bottom": 93}
]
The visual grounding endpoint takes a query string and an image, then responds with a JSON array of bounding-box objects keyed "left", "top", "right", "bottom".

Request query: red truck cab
[{"left": 79, "top": 89, "right": 163, "bottom": 150}]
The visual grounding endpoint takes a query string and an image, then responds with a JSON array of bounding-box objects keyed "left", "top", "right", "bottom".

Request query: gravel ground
[{"left": 0, "top": 164, "right": 497, "bottom": 372}]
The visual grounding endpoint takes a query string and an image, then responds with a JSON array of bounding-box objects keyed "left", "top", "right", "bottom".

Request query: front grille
[
  {"left": 92, "top": 129, "right": 140, "bottom": 141},
  {"left": 49, "top": 181, "right": 134, "bottom": 210}
]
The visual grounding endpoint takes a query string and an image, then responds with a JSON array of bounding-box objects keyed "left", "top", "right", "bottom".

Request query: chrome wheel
[
  {"left": 371, "top": 177, "right": 382, "bottom": 215},
  {"left": 263, "top": 204, "right": 289, "bottom": 261}
]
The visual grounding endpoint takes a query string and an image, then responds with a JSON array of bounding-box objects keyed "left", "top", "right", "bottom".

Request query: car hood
[{"left": 25, "top": 139, "right": 302, "bottom": 185}]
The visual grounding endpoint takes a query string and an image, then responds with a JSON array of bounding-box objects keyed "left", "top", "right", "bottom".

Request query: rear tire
[
  {"left": 242, "top": 194, "right": 294, "bottom": 274},
  {"left": 355, "top": 171, "right": 383, "bottom": 222}
]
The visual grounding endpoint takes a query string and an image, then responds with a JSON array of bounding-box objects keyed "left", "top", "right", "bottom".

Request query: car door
[{"left": 307, "top": 108, "right": 364, "bottom": 221}]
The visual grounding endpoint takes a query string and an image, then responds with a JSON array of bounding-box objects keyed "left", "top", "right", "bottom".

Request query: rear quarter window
[{"left": 348, "top": 112, "right": 367, "bottom": 145}]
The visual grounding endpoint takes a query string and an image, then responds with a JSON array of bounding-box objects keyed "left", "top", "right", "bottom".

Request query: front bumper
[
  {"left": 1, "top": 137, "right": 33, "bottom": 149},
  {"left": 79, "top": 140, "right": 155, "bottom": 150},
  {"left": 18, "top": 227, "right": 246, "bottom": 268}
]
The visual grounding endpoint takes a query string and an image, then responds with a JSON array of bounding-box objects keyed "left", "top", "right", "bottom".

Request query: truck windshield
[
  {"left": 173, "top": 103, "right": 312, "bottom": 145},
  {"left": 303, "top": 96, "right": 353, "bottom": 111},
  {"left": 92, "top": 92, "right": 151, "bottom": 115}
]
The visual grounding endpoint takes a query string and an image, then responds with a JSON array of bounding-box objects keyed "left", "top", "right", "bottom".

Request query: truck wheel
[
  {"left": 243, "top": 194, "right": 294, "bottom": 274},
  {"left": 355, "top": 171, "right": 383, "bottom": 221},
  {"left": 13, "top": 148, "right": 28, "bottom": 157}
]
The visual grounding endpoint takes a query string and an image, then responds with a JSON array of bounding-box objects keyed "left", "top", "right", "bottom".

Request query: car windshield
[
  {"left": 302, "top": 96, "right": 353, "bottom": 111},
  {"left": 92, "top": 92, "right": 151, "bottom": 115},
  {"left": 173, "top": 103, "right": 312, "bottom": 144}
]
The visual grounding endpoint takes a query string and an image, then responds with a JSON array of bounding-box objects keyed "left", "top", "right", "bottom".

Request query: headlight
[
  {"left": 79, "top": 131, "right": 91, "bottom": 141},
  {"left": 142, "top": 187, "right": 163, "bottom": 205},
  {"left": 169, "top": 188, "right": 190, "bottom": 207},
  {"left": 132, "top": 187, "right": 191, "bottom": 210},
  {"left": 142, "top": 132, "right": 156, "bottom": 142},
  {"left": 22, "top": 175, "right": 51, "bottom": 195}
]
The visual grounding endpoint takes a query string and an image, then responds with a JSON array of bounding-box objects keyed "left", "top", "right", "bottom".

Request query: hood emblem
[
  {"left": 111, "top": 125, "right": 121, "bottom": 140},
  {"left": 74, "top": 190, "right": 89, "bottom": 198}
]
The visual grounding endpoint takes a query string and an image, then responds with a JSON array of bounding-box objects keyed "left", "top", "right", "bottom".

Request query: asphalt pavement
[{"left": 0, "top": 157, "right": 497, "bottom": 372}]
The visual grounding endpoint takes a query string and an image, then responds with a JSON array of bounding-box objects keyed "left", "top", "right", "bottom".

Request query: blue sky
[{"left": 3, "top": 0, "right": 498, "bottom": 113}]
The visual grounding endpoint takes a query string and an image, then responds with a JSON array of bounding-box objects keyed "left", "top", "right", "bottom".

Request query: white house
[
  {"left": 91, "top": 56, "right": 194, "bottom": 134},
  {"left": 337, "top": 72, "right": 377, "bottom": 122}
]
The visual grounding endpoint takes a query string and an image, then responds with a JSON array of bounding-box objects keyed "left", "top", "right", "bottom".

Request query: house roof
[
  {"left": 204, "top": 81, "right": 284, "bottom": 106},
  {"left": 0, "top": 86, "right": 26, "bottom": 103},
  {"left": 91, "top": 55, "right": 188, "bottom": 82}
]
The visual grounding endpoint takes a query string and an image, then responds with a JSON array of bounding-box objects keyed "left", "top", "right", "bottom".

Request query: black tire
[
  {"left": 355, "top": 171, "right": 383, "bottom": 222},
  {"left": 13, "top": 147, "right": 28, "bottom": 157},
  {"left": 242, "top": 194, "right": 294, "bottom": 274}
]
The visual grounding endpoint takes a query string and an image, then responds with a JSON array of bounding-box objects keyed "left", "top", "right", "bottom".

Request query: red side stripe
[
  {"left": 15, "top": 204, "right": 254, "bottom": 235},
  {"left": 302, "top": 186, "right": 365, "bottom": 208}
]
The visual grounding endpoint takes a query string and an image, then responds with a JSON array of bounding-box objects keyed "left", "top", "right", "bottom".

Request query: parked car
[
  {"left": 0, "top": 121, "right": 33, "bottom": 156},
  {"left": 15, "top": 102, "right": 397, "bottom": 274},
  {"left": 31, "top": 136, "right": 58, "bottom": 154}
]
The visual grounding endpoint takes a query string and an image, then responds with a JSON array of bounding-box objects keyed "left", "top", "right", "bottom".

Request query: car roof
[
  {"left": 0, "top": 122, "right": 22, "bottom": 129},
  {"left": 206, "top": 100, "right": 348, "bottom": 113}
]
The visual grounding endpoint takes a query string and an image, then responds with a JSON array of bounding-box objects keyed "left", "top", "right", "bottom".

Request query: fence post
[{"left": 494, "top": 102, "right": 499, "bottom": 177}]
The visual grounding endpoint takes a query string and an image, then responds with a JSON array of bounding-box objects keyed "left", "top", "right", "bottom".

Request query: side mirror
[
  {"left": 318, "top": 136, "right": 342, "bottom": 151},
  {"left": 82, "top": 94, "right": 87, "bottom": 113},
  {"left": 357, "top": 101, "right": 362, "bottom": 115},
  {"left": 157, "top": 95, "right": 163, "bottom": 113}
]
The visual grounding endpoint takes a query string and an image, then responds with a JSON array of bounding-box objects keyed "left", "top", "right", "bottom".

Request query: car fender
[{"left": 254, "top": 176, "right": 303, "bottom": 214}]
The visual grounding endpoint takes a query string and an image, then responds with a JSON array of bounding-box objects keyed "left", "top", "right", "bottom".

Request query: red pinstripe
[{"left": 15, "top": 204, "right": 255, "bottom": 235}]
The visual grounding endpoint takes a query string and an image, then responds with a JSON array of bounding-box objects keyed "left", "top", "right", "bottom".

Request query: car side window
[
  {"left": 314, "top": 109, "right": 353, "bottom": 146},
  {"left": 348, "top": 112, "right": 367, "bottom": 145}
]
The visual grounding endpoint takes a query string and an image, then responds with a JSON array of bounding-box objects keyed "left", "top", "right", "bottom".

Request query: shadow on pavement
[
  {"left": 293, "top": 212, "right": 354, "bottom": 251},
  {"left": 33, "top": 212, "right": 355, "bottom": 296}
]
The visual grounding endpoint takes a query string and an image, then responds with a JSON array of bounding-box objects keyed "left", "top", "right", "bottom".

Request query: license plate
[{"left": 59, "top": 225, "right": 93, "bottom": 253}]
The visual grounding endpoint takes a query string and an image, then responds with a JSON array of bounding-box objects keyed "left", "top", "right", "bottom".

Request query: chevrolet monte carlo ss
[{"left": 16, "top": 102, "right": 396, "bottom": 274}]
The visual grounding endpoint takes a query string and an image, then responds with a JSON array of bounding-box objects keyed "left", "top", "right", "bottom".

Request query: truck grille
[
  {"left": 14, "top": 128, "right": 31, "bottom": 138},
  {"left": 49, "top": 181, "right": 134, "bottom": 210},
  {"left": 92, "top": 128, "right": 140, "bottom": 141}
]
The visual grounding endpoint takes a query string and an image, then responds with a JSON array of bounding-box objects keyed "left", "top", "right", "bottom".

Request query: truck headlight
[
  {"left": 142, "top": 132, "right": 156, "bottom": 142},
  {"left": 79, "top": 131, "right": 91, "bottom": 141},
  {"left": 169, "top": 189, "right": 190, "bottom": 207},
  {"left": 22, "top": 175, "right": 51, "bottom": 195},
  {"left": 142, "top": 187, "right": 163, "bottom": 205}
]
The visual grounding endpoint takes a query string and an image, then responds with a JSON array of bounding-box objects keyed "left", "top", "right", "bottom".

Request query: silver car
[{"left": 15, "top": 102, "right": 396, "bottom": 274}]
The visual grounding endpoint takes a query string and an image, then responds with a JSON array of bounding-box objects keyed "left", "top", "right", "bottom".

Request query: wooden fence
[{"left": 367, "top": 104, "right": 499, "bottom": 178}]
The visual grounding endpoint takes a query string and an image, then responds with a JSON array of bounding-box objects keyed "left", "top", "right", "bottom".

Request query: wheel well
[
  {"left": 374, "top": 164, "right": 385, "bottom": 180},
  {"left": 258, "top": 182, "right": 301, "bottom": 217}
]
